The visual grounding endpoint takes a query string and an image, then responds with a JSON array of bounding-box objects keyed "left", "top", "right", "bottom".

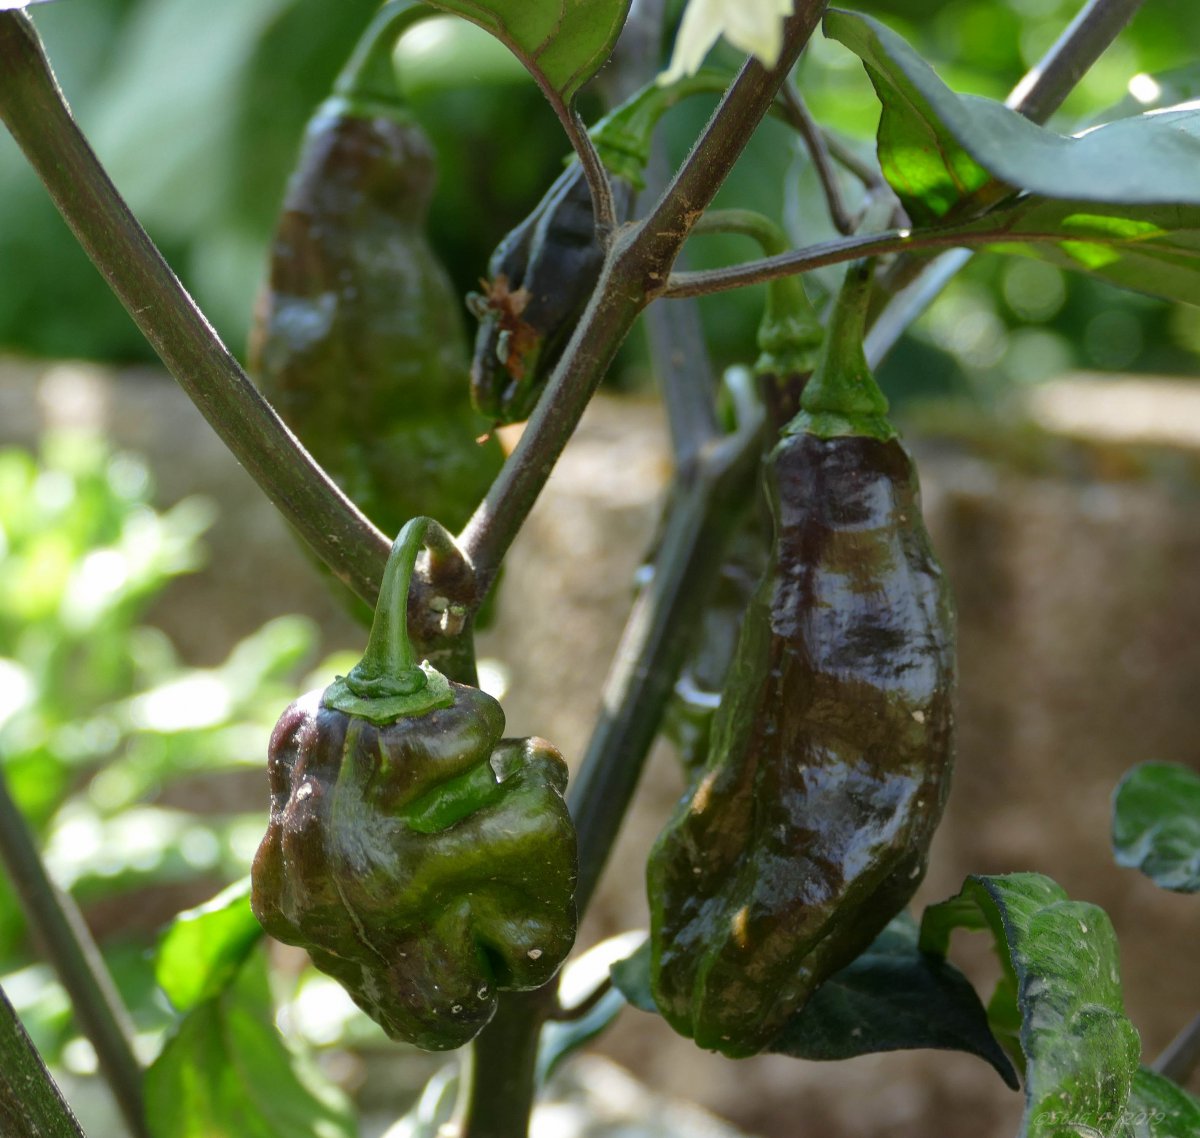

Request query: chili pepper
[
  {"left": 251, "top": 518, "right": 578, "bottom": 1051},
  {"left": 647, "top": 260, "right": 955, "bottom": 1058},
  {"left": 663, "top": 212, "right": 823, "bottom": 778},
  {"left": 466, "top": 162, "right": 637, "bottom": 424},
  {"left": 467, "top": 72, "right": 749, "bottom": 425},
  {"left": 249, "top": 3, "right": 502, "bottom": 539}
]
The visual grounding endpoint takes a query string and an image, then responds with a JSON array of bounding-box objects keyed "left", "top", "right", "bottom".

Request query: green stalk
[
  {"left": 790, "top": 259, "right": 894, "bottom": 441},
  {"left": 334, "top": 0, "right": 432, "bottom": 108},
  {"left": 324, "top": 517, "right": 459, "bottom": 721}
]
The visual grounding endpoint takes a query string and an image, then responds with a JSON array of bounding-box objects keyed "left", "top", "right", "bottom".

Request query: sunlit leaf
[
  {"left": 824, "top": 9, "right": 1200, "bottom": 221},
  {"left": 156, "top": 879, "right": 262, "bottom": 1014},
  {"left": 422, "top": 0, "right": 631, "bottom": 104},
  {"left": 921, "top": 874, "right": 1145, "bottom": 1138},
  {"left": 145, "top": 952, "right": 355, "bottom": 1138},
  {"left": 1112, "top": 762, "right": 1200, "bottom": 893}
]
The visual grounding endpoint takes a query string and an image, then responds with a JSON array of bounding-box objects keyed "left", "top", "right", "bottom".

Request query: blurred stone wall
[{"left": 2, "top": 358, "right": 1197, "bottom": 1138}]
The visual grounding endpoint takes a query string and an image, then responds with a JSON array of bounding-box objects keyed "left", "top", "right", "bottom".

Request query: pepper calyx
[{"left": 322, "top": 660, "right": 454, "bottom": 724}]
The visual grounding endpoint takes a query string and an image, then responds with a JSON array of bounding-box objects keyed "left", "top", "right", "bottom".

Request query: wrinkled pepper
[
  {"left": 251, "top": 518, "right": 578, "bottom": 1051},
  {"left": 647, "top": 260, "right": 956, "bottom": 1057},
  {"left": 249, "top": 2, "right": 502, "bottom": 538}
]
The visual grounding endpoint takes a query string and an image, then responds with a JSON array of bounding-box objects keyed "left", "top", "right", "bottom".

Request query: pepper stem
[
  {"left": 333, "top": 0, "right": 432, "bottom": 108},
  {"left": 691, "top": 208, "right": 823, "bottom": 380},
  {"left": 787, "top": 259, "right": 896, "bottom": 442},
  {"left": 323, "top": 517, "right": 458, "bottom": 723}
]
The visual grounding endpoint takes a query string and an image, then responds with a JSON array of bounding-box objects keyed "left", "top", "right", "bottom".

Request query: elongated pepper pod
[
  {"left": 252, "top": 520, "right": 578, "bottom": 1051},
  {"left": 647, "top": 262, "right": 956, "bottom": 1057},
  {"left": 249, "top": 4, "right": 502, "bottom": 538}
]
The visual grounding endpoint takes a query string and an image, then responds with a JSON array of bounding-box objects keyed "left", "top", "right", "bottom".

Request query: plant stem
[
  {"left": 0, "top": 983, "right": 87, "bottom": 1138},
  {"left": 663, "top": 224, "right": 978, "bottom": 296},
  {"left": 1006, "top": 0, "right": 1148, "bottom": 121},
  {"left": 1153, "top": 1012, "right": 1200, "bottom": 1086},
  {"left": 0, "top": 769, "right": 145, "bottom": 1138},
  {"left": 461, "top": 2, "right": 830, "bottom": 592},
  {"left": 460, "top": 990, "right": 552, "bottom": 1138},
  {"left": 778, "top": 82, "right": 856, "bottom": 235},
  {"left": 0, "top": 11, "right": 390, "bottom": 607},
  {"left": 569, "top": 404, "right": 764, "bottom": 911}
]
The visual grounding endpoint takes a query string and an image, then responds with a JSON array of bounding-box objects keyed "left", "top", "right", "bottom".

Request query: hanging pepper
[
  {"left": 249, "top": 2, "right": 502, "bottom": 539},
  {"left": 664, "top": 211, "right": 823, "bottom": 778},
  {"left": 647, "top": 261, "right": 956, "bottom": 1058},
  {"left": 468, "top": 71, "right": 755, "bottom": 425},
  {"left": 251, "top": 519, "right": 578, "bottom": 1051}
]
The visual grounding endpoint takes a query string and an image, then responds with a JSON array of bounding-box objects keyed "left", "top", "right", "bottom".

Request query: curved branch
[{"left": 0, "top": 12, "right": 390, "bottom": 605}]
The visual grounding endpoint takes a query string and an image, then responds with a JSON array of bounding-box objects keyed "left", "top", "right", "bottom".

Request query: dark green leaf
[
  {"left": 423, "top": 0, "right": 631, "bottom": 103},
  {"left": 155, "top": 878, "right": 263, "bottom": 1013},
  {"left": 1127, "top": 1067, "right": 1200, "bottom": 1136},
  {"left": 921, "top": 874, "right": 1144, "bottom": 1138},
  {"left": 768, "top": 912, "right": 1018, "bottom": 1087},
  {"left": 824, "top": 9, "right": 1200, "bottom": 223},
  {"left": 1112, "top": 762, "right": 1200, "bottom": 893},
  {"left": 145, "top": 952, "right": 355, "bottom": 1138}
]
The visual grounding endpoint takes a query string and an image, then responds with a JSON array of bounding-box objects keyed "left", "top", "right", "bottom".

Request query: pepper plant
[{"left": 1, "top": 1, "right": 1200, "bottom": 1137}]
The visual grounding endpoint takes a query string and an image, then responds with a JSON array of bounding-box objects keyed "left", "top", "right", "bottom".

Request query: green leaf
[
  {"left": 823, "top": 9, "right": 1200, "bottom": 223},
  {"left": 947, "top": 197, "right": 1200, "bottom": 309},
  {"left": 1112, "top": 762, "right": 1200, "bottom": 894},
  {"left": 422, "top": 0, "right": 631, "bottom": 104},
  {"left": 921, "top": 874, "right": 1144, "bottom": 1138},
  {"left": 767, "top": 912, "right": 1018, "bottom": 1087},
  {"left": 1127, "top": 1067, "right": 1200, "bottom": 1136},
  {"left": 145, "top": 951, "right": 355, "bottom": 1138},
  {"left": 155, "top": 879, "right": 263, "bottom": 1014}
]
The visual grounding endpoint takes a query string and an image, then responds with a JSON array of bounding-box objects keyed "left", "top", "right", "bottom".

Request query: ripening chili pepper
[
  {"left": 249, "top": 3, "right": 502, "bottom": 539},
  {"left": 251, "top": 518, "right": 578, "bottom": 1051},
  {"left": 647, "top": 260, "right": 955, "bottom": 1058}
]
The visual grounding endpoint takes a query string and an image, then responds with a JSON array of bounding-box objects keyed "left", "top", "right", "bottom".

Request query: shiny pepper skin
[
  {"left": 252, "top": 686, "right": 575, "bottom": 1050},
  {"left": 647, "top": 262, "right": 955, "bottom": 1058},
  {"left": 251, "top": 519, "right": 577, "bottom": 1051},
  {"left": 249, "top": 93, "right": 501, "bottom": 537}
]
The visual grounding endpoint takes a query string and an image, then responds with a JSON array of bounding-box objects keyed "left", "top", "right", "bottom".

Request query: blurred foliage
[
  {"left": 0, "top": 0, "right": 1198, "bottom": 402},
  {"left": 0, "top": 433, "right": 359, "bottom": 1086}
]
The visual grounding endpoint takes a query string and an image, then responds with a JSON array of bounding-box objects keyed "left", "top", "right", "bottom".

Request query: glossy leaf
[
  {"left": 1112, "top": 762, "right": 1200, "bottom": 893},
  {"left": 155, "top": 878, "right": 263, "bottom": 1013},
  {"left": 824, "top": 9, "right": 1200, "bottom": 224},
  {"left": 768, "top": 912, "right": 1018, "bottom": 1087},
  {"left": 423, "top": 0, "right": 631, "bottom": 103},
  {"left": 921, "top": 874, "right": 1144, "bottom": 1138},
  {"left": 612, "top": 916, "right": 1015, "bottom": 1083},
  {"left": 145, "top": 952, "right": 356, "bottom": 1138}
]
